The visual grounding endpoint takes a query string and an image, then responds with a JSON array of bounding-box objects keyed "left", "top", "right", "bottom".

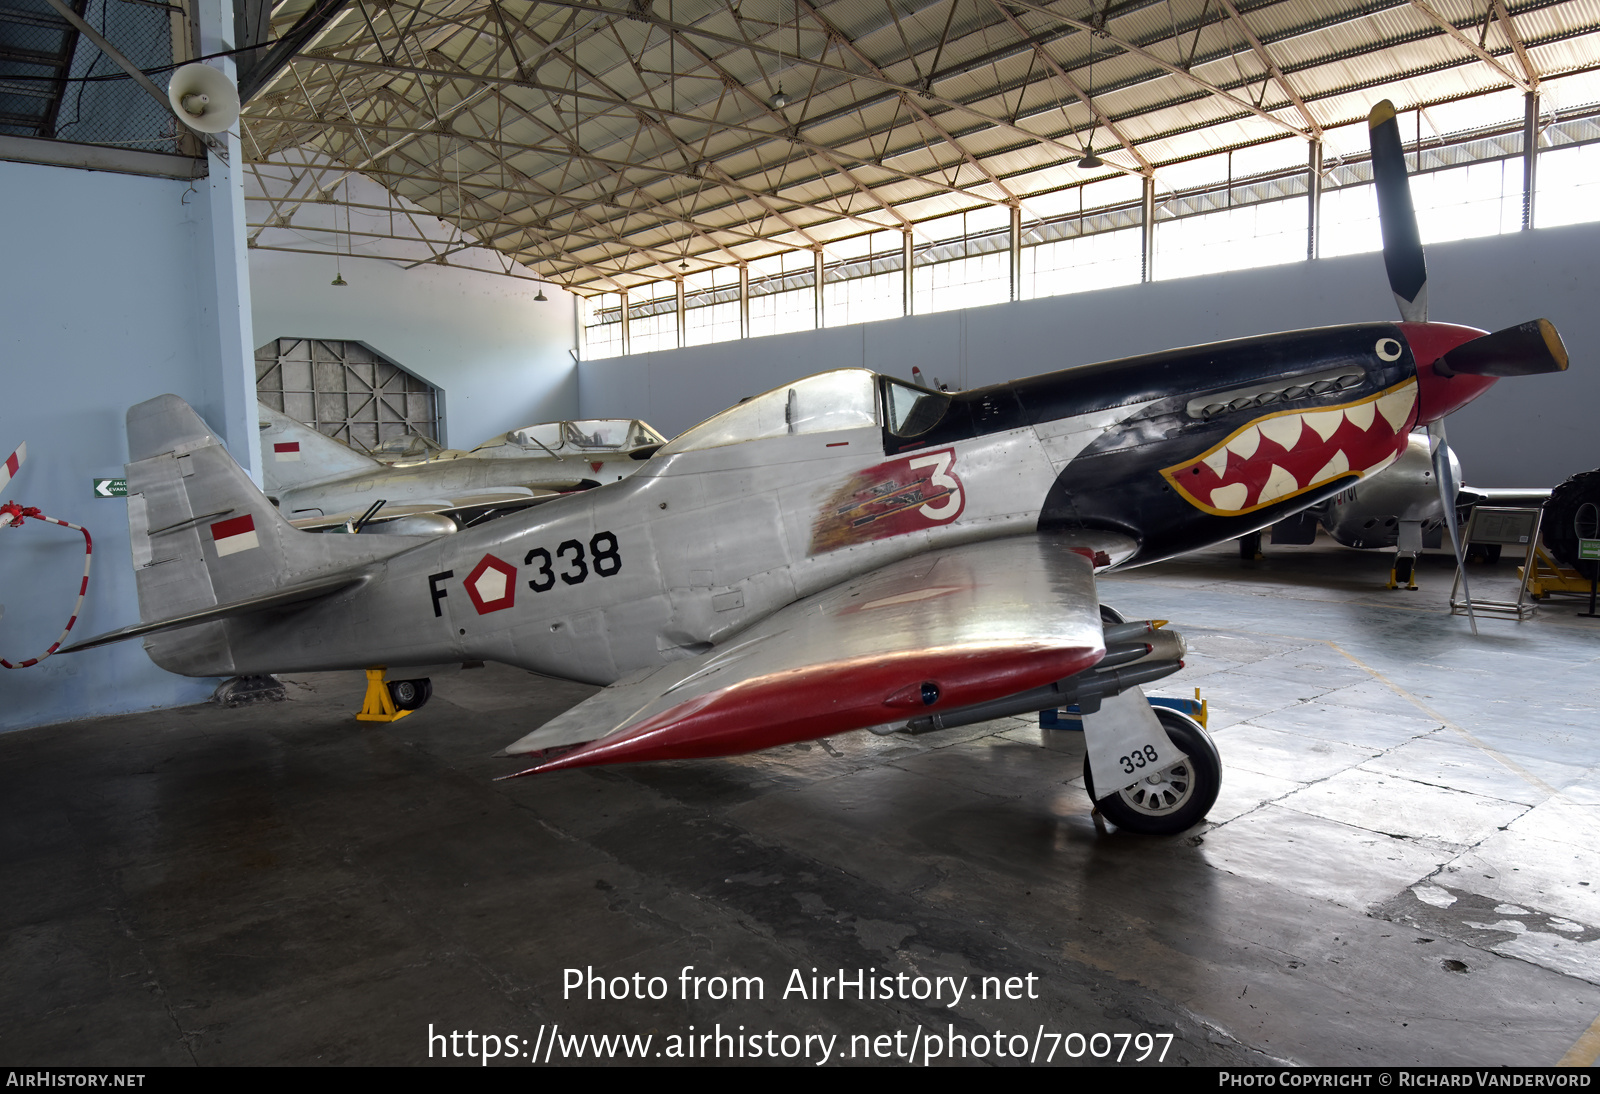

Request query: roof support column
[
  {"left": 739, "top": 265, "right": 750, "bottom": 340},
  {"left": 620, "top": 289, "right": 631, "bottom": 356},
  {"left": 1009, "top": 204, "right": 1022, "bottom": 302},
  {"left": 675, "top": 278, "right": 686, "bottom": 349},
  {"left": 1308, "top": 140, "right": 1323, "bottom": 261},
  {"left": 902, "top": 231, "right": 914, "bottom": 316},
  {"left": 814, "top": 249, "right": 824, "bottom": 329},
  {"left": 1141, "top": 176, "right": 1156, "bottom": 284},
  {"left": 193, "top": 0, "right": 260, "bottom": 485},
  {"left": 1523, "top": 91, "right": 1540, "bottom": 230}
]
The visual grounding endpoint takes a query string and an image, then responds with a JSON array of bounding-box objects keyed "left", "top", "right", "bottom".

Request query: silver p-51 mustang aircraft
[{"left": 65, "top": 103, "right": 1567, "bottom": 834}]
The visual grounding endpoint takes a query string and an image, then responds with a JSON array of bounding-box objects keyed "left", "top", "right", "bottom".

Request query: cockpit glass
[
  {"left": 883, "top": 378, "right": 951, "bottom": 438},
  {"left": 564, "top": 420, "right": 632, "bottom": 449},
  {"left": 509, "top": 423, "right": 564, "bottom": 450},
  {"left": 659, "top": 369, "right": 879, "bottom": 455}
]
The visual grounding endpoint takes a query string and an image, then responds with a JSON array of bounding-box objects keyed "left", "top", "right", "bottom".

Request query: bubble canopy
[{"left": 659, "top": 370, "right": 950, "bottom": 455}]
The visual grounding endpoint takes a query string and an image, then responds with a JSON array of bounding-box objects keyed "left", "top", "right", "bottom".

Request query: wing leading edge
[{"left": 502, "top": 533, "right": 1113, "bottom": 775}]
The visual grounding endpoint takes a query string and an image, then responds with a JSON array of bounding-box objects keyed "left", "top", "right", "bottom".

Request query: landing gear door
[{"left": 1083, "top": 686, "right": 1188, "bottom": 800}]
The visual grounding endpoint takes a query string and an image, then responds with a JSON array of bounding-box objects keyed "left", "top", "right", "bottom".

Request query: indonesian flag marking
[
  {"left": 0, "top": 442, "right": 24, "bottom": 494},
  {"left": 274, "top": 442, "right": 301, "bottom": 462},
  {"left": 211, "top": 514, "right": 260, "bottom": 556}
]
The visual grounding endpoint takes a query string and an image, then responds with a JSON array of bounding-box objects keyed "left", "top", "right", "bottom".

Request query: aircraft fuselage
[{"left": 147, "top": 321, "right": 1486, "bottom": 682}]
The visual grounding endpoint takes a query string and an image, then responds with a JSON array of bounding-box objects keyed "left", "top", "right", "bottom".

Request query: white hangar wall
[
  {"left": 0, "top": 157, "right": 253, "bottom": 731},
  {"left": 0, "top": 161, "right": 580, "bottom": 734},
  {"left": 249, "top": 242, "right": 580, "bottom": 452},
  {"left": 580, "top": 222, "right": 1600, "bottom": 490}
]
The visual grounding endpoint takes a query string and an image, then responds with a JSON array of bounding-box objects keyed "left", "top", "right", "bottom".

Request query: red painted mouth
[{"left": 1161, "top": 378, "right": 1418, "bottom": 516}]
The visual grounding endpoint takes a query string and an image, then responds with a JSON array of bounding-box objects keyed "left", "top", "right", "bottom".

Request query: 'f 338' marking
[{"left": 810, "top": 448, "right": 966, "bottom": 554}]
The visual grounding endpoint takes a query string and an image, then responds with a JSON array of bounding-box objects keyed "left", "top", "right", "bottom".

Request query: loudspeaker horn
[{"left": 167, "top": 63, "right": 240, "bottom": 134}]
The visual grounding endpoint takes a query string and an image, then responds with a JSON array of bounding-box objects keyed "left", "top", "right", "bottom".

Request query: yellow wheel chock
[{"left": 356, "top": 667, "right": 412, "bottom": 722}]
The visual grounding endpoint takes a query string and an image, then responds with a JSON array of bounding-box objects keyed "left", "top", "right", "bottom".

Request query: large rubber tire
[
  {"left": 1084, "top": 707, "right": 1221, "bottom": 835},
  {"left": 1544, "top": 469, "right": 1600, "bottom": 580},
  {"left": 387, "top": 678, "right": 432, "bottom": 711}
]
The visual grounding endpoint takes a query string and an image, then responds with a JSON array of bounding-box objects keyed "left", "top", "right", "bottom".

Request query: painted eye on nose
[{"left": 1376, "top": 338, "right": 1403, "bottom": 361}]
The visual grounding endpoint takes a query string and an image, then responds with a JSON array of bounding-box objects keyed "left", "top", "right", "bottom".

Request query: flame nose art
[{"left": 1161, "top": 379, "right": 1418, "bottom": 516}]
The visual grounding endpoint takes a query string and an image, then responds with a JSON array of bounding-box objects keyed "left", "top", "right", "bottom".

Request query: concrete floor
[{"left": 5, "top": 538, "right": 1600, "bottom": 1067}]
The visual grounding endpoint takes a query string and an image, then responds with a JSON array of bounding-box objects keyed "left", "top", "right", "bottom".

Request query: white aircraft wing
[{"left": 502, "top": 531, "right": 1126, "bottom": 774}]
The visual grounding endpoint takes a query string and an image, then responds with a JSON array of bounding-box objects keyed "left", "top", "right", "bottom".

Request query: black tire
[
  {"left": 387, "top": 678, "right": 432, "bottom": 711},
  {"left": 1467, "top": 543, "right": 1501, "bottom": 565},
  {"left": 1237, "top": 531, "right": 1262, "bottom": 560},
  {"left": 1544, "top": 469, "right": 1600, "bottom": 580},
  {"left": 1083, "top": 707, "right": 1221, "bottom": 835},
  {"left": 1393, "top": 555, "right": 1416, "bottom": 584}
]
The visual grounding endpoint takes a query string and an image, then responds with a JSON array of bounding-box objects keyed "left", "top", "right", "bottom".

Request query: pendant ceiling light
[{"left": 1078, "top": 38, "right": 1103, "bottom": 170}]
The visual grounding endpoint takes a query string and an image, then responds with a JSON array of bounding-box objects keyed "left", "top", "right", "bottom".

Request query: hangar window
[
  {"left": 684, "top": 266, "right": 741, "bottom": 347},
  {"left": 749, "top": 251, "right": 817, "bottom": 337},
  {"left": 255, "top": 338, "right": 442, "bottom": 454},
  {"left": 629, "top": 282, "right": 679, "bottom": 354},
  {"left": 658, "top": 370, "right": 878, "bottom": 455}
]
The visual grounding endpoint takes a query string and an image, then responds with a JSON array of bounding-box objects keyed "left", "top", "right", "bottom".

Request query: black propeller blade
[
  {"left": 1436, "top": 319, "right": 1570, "bottom": 377},
  {"left": 1368, "top": 100, "right": 1428, "bottom": 323}
]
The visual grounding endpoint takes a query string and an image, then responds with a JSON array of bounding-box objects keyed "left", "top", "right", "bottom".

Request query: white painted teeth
[
  {"left": 1376, "top": 387, "right": 1415, "bottom": 432},
  {"left": 1189, "top": 381, "right": 1417, "bottom": 513},
  {"left": 1258, "top": 415, "right": 1304, "bottom": 450},
  {"left": 1227, "top": 424, "right": 1260, "bottom": 460},
  {"left": 1211, "top": 483, "right": 1249, "bottom": 510},
  {"left": 1344, "top": 401, "right": 1375, "bottom": 431},
  {"left": 1258, "top": 464, "right": 1299, "bottom": 505},
  {"left": 1312, "top": 450, "right": 1349, "bottom": 482},
  {"left": 1303, "top": 408, "right": 1343, "bottom": 443}
]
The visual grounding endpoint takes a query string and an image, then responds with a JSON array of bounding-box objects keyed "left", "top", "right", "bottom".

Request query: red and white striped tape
[
  {"left": 1, "top": 444, "right": 93, "bottom": 667},
  {"left": 0, "top": 442, "right": 24, "bottom": 496}
]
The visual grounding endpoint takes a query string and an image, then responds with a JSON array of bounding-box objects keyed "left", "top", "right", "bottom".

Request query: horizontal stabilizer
[
  {"left": 501, "top": 534, "right": 1109, "bottom": 775},
  {"left": 60, "top": 573, "right": 364, "bottom": 653}
]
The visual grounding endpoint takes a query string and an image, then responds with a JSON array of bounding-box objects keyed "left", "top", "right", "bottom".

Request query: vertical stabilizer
[
  {"left": 126, "top": 396, "right": 420, "bottom": 674},
  {"left": 257, "top": 402, "right": 380, "bottom": 495}
]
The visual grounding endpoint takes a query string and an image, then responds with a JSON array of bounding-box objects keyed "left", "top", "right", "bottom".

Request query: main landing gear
[{"left": 1083, "top": 707, "right": 1222, "bottom": 835}]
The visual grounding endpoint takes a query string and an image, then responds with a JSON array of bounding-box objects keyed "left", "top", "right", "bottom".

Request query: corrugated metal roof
[{"left": 240, "top": 0, "right": 1600, "bottom": 290}]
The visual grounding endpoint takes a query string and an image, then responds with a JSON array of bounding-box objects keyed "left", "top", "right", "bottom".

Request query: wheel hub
[{"left": 1116, "top": 759, "right": 1194, "bottom": 816}]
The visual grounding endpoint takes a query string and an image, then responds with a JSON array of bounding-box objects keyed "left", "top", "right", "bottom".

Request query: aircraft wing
[{"left": 502, "top": 532, "right": 1121, "bottom": 774}]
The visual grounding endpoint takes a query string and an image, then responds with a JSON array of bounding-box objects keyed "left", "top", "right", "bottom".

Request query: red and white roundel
[{"left": 464, "top": 554, "right": 517, "bottom": 614}]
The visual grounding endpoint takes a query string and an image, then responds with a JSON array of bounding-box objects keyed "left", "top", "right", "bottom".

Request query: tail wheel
[
  {"left": 1084, "top": 707, "right": 1221, "bottom": 835},
  {"left": 387, "top": 678, "right": 432, "bottom": 711}
]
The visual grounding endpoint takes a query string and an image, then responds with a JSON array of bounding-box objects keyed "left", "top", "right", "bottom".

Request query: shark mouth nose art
[{"left": 1161, "top": 378, "right": 1418, "bottom": 516}]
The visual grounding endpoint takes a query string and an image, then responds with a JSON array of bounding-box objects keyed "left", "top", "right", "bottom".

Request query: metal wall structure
[
  {"left": 580, "top": 100, "right": 1600, "bottom": 358},
  {"left": 254, "top": 337, "right": 442, "bottom": 452}
]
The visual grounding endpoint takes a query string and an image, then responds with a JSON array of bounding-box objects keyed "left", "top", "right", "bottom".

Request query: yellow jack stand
[
  {"left": 356, "top": 668, "right": 411, "bottom": 722},
  {"left": 1194, "top": 687, "right": 1209, "bottom": 730},
  {"left": 1386, "top": 554, "right": 1419, "bottom": 591},
  {"left": 1521, "top": 546, "right": 1591, "bottom": 600}
]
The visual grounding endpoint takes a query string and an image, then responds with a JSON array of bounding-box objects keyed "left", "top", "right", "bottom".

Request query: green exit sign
[
  {"left": 92, "top": 478, "right": 126, "bottom": 498},
  {"left": 1580, "top": 539, "right": 1600, "bottom": 561}
]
